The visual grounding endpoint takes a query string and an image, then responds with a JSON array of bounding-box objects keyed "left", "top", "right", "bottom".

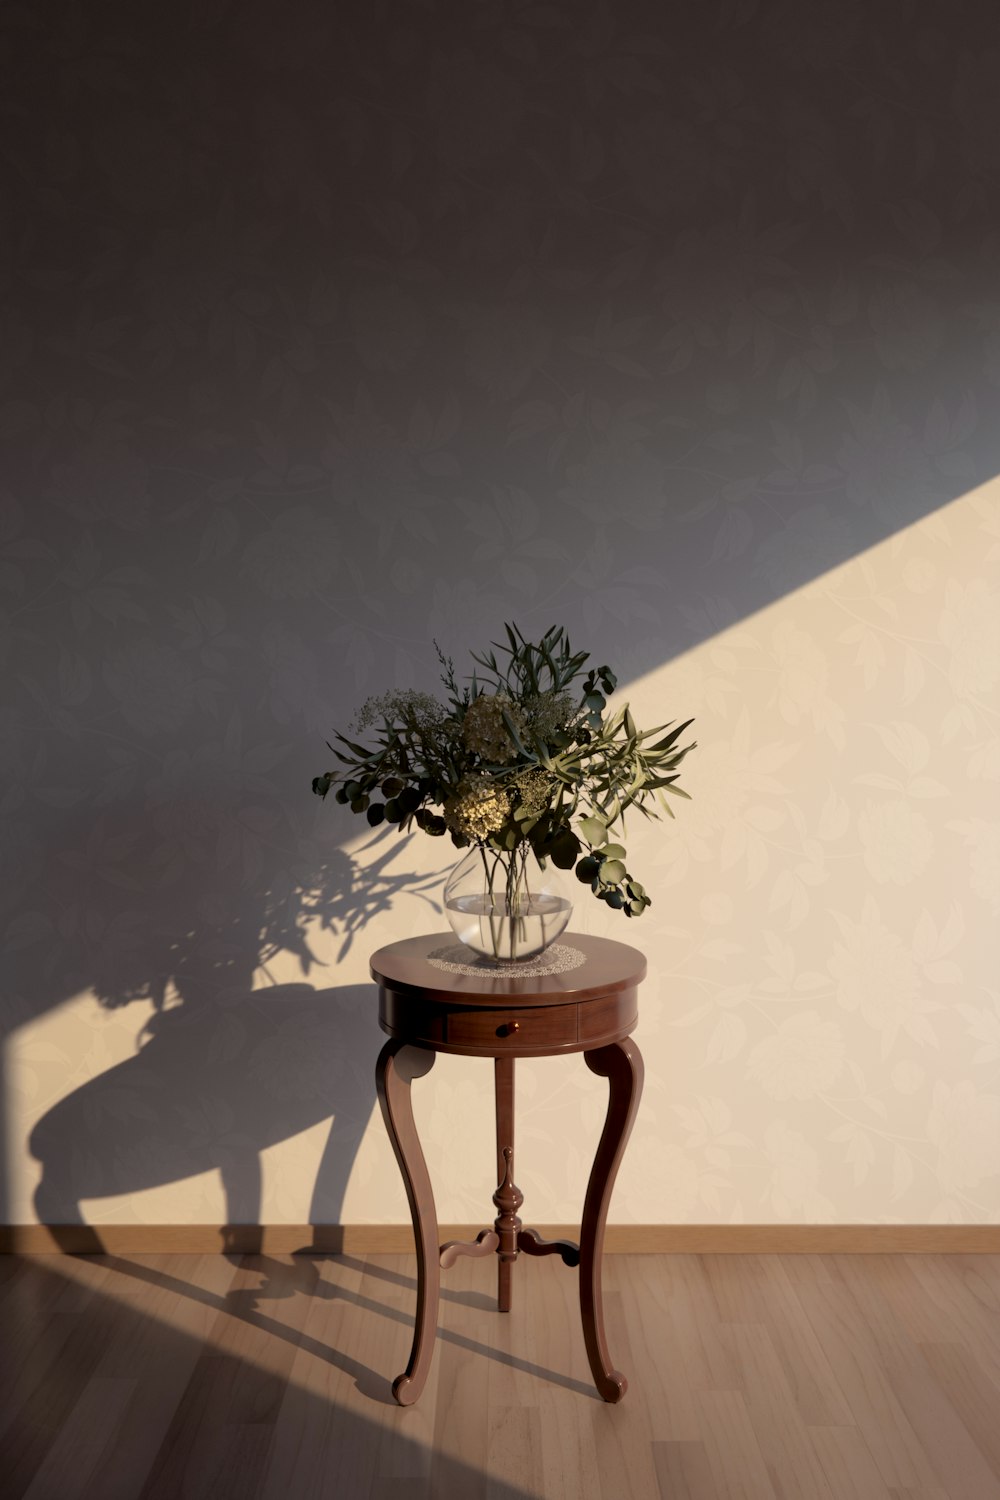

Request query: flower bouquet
[{"left": 312, "top": 624, "right": 695, "bottom": 961}]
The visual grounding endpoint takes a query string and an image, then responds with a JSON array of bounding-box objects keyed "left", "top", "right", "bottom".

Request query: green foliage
[{"left": 311, "top": 624, "right": 695, "bottom": 920}]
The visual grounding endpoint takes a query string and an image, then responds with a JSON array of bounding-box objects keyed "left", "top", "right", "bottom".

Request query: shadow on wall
[
  {"left": 12, "top": 799, "right": 441, "bottom": 1243},
  {"left": 30, "top": 981, "right": 375, "bottom": 1247}
]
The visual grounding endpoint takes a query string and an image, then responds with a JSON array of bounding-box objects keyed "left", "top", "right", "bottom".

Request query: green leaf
[
  {"left": 500, "top": 707, "right": 533, "bottom": 760},
  {"left": 334, "top": 732, "right": 379, "bottom": 758},
  {"left": 577, "top": 814, "right": 607, "bottom": 847},
  {"left": 550, "top": 829, "right": 581, "bottom": 869},
  {"left": 645, "top": 719, "right": 695, "bottom": 753},
  {"left": 312, "top": 774, "right": 333, "bottom": 799},
  {"left": 600, "top": 859, "right": 626, "bottom": 884},
  {"left": 366, "top": 803, "right": 385, "bottom": 827},
  {"left": 600, "top": 843, "right": 626, "bottom": 861},
  {"left": 575, "top": 855, "right": 601, "bottom": 883}
]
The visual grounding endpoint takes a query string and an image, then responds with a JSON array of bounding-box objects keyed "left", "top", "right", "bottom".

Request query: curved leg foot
[
  {"left": 376, "top": 1040, "right": 439, "bottom": 1406},
  {"left": 580, "top": 1038, "right": 644, "bottom": 1402}
]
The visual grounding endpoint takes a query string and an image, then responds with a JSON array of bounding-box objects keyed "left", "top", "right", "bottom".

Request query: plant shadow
[
  {"left": 10, "top": 797, "right": 444, "bottom": 1243},
  {"left": 0, "top": 1255, "right": 544, "bottom": 1496}
]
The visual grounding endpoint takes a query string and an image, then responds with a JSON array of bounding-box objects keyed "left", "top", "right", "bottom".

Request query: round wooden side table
[{"left": 370, "top": 932, "right": 645, "bottom": 1406}]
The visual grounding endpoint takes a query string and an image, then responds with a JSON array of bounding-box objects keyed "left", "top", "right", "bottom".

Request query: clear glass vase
[{"left": 443, "top": 843, "right": 573, "bottom": 962}]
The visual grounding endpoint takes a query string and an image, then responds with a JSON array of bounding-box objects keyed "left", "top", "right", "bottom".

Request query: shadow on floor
[{"left": 0, "top": 1254, "right": 543, "bottom": 1498}]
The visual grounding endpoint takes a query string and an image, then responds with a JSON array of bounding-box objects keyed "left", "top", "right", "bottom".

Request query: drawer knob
[{"left": 501, "top": 1020, "right": 520, "bottom": 1036}]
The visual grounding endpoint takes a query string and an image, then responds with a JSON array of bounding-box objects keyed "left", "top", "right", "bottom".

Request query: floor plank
[
  {"left": 652, "top": 1440, "right": 722, "bottom": 1500},
  {"left": 831, "top": 1257, "right": 1000, "bottom": 1499},
  {"left": 696, "top": 1387, "right": 778, "bottom": 1499},
  {"left": 807, "top": 1426, "right": 894, "bottom": 1500},
  {"left": 703, "top": 1254, "right": 855, "bottom": 1427},
  {"left": 729, "top": 1321, "right": 837, "bottom": 1500},
  {"left": 23, "top": 1376, "right": 136, "bottom": 1500},
  {"left": 789, "top": 1259, "right": 947, "bottom": 1493}
]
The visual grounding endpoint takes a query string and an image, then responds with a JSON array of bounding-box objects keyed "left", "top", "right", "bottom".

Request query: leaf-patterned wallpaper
[{"left": 3, "top": 1, "right": 999, "bottom": 1229}]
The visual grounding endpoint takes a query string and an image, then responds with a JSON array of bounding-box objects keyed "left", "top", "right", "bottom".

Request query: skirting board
[{"left": 2, "top": 1224, "right": 999, "bottom": 1254}]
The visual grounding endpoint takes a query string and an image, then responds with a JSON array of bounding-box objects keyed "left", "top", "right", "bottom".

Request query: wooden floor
[{"left": 2, "top": 1251, "right": 1000, "bottom": 1499}]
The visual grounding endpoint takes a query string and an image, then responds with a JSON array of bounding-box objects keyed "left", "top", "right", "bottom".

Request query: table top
[{"left": 370, "top": 932, "right": 646, "bottom": 1009}]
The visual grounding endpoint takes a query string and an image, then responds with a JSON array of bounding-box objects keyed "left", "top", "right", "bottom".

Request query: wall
[{"left": 2, "top": 1, "right": 999, "bottom": 1230}]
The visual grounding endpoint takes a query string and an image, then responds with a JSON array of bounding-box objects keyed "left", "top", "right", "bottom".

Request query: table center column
[{"left": 493, "top": 1056, "right": 521, "bottom": 1312}]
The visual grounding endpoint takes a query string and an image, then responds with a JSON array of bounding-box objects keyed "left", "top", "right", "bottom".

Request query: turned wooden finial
[{"left": 493, "top": 1144, "right": 523, "bottom": 1249}]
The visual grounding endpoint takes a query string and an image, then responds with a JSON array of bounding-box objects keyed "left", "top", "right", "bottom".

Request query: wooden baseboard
[{"left": 2, "top": 1223, "right": 999, "bottom": 1254}]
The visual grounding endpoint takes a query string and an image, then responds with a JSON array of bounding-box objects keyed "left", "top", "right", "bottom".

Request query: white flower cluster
[
  {"left": 442, "top": 776, "right": 512, "bottom": 840},
  {"left": 353, "top": 690, "right": 446, "bottom": 733},
  {"left": 461, "top": 694, "right": 525, "bottom": 763}
]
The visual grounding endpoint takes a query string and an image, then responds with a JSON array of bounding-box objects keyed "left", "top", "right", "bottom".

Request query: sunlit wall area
[
  {"left": 8, "top": 482, "right": 999, "bottom": 1227},
  {"left": 562, "top": 481, "right": 1000, "bottom": 1226}
]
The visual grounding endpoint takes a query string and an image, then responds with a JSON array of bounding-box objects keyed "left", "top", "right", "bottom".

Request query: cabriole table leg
[
  {"left": 579, "top": 1037, "right": 644, "bottom": 1402},
  {"left": 375, "top": 1039, "right": 439, "bottom": 1406}
]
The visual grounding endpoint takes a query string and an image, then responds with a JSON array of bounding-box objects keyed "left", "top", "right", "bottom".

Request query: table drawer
[
  {"left": 579, "top": 988, "right": 638, "bottom": 1046},
  {"left": 378, "top": 985, "right": 636, "bottom": 1056},
  {"left": 445, "top": 1003, "right": 577, "bottom": 1053}
]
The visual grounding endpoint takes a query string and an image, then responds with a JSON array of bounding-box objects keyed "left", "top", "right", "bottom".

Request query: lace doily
[{"left": 426, "top": 942, "right": 586, "bottom": 978}]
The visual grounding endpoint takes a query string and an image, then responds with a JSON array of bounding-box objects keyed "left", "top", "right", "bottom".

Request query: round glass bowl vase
[{"left": 443, "top": 844, "right": 573, "bottom": 963}]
